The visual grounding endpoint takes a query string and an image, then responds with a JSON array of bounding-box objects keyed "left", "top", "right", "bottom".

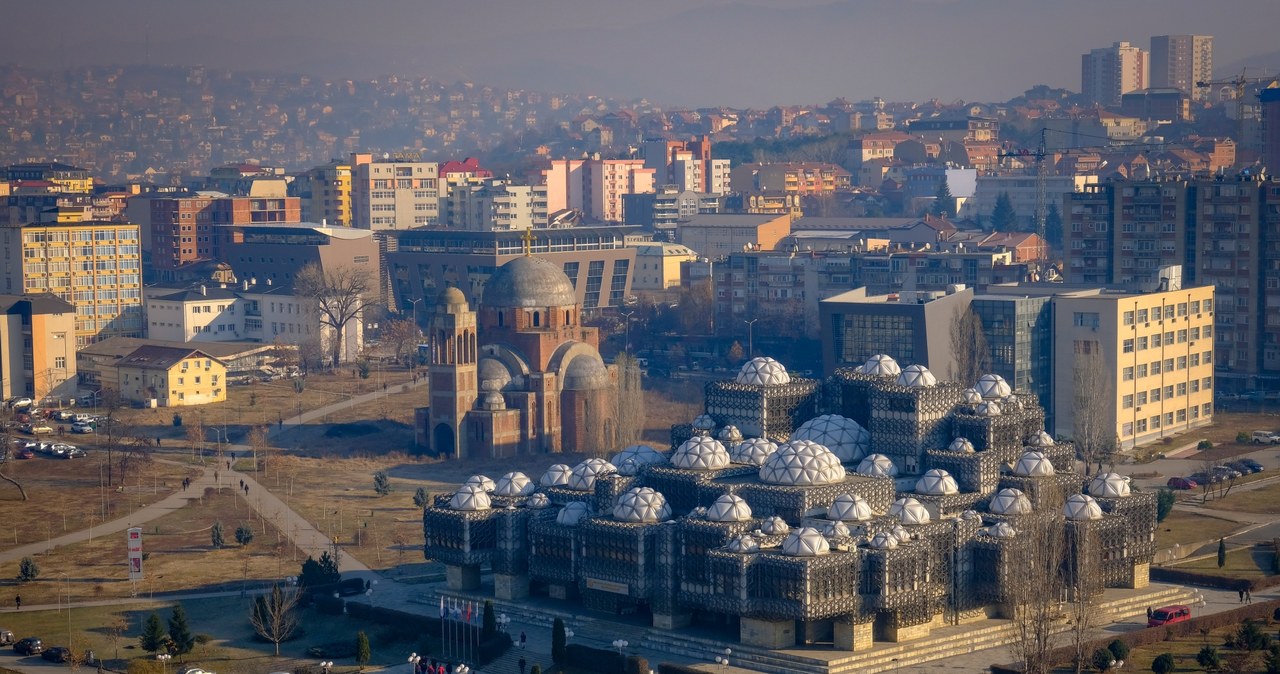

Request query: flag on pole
[
  {"left": 464, "top": 600, "right": 472, "bottom": 624},
  {"left": 439, "top": 595, "right": 446, "bottom": 619}
]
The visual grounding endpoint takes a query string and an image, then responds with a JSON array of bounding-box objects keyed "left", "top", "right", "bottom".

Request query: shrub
[
  {"left": 1156, "top": 489, "right": 1176, "bottom": 523},
  {"left": 211, "top": 521, "right": 224, "bottom": 549},
  {"left": 18, "top": 556, "right": 38, "bottom": 582},
  {"left": 1239, "top": 619, "right": 1272, "bottom": 651},
  {"left": 1197, "top": 645, "right": 1221, "bottom": 670},
  {"left": 235, "top": 524, "right": 254, "bottom": 546},
  {"left": 355, "top": 631, "right": 371, "bottom": 671},
  {"left": 373, "top": 471, "right": 392, "bottom": 496},
  {"left": 413, "top": 487, "right": 429, "bottom": 509},
  {"left": 1151, "top": 653, "right": 1175, "bottom": 674},
  {"left": 552, "top": 618, "right": 566, "bottom": 665},
  {"left": 1237, "top": 431, "right": 1252, "bottom": 444},
  {"left": 1107, "top": 639, "right": 1129, "bottom": 662},
  {"left": 482, "top": 600, "right": 495, "bottom": 640},
  {"left": 1219, "top": 538, "right": 1227, "bottom": 569},
  {"left": 1198, "top": 440, "right": 1213, "bottom": 450},
  {"left": 1092, "top": 647, "right": 1114, "bottom": 672}
]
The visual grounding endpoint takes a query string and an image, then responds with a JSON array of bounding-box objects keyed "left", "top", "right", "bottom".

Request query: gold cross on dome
[{"left": 521, "top": 227, "right": 534, "bottom": 256}]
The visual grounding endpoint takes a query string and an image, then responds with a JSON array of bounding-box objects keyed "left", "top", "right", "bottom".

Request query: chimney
[
  {"left": 243, "top": 280, "right": 249, "bottom": 291},
  {"left": 199, "top": 285, "right": 206, "bottom": 296}
]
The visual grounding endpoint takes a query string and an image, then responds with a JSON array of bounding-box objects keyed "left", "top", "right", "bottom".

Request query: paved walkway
[{"left": 265, "top": 377, "right": 428, "bottom": 444}]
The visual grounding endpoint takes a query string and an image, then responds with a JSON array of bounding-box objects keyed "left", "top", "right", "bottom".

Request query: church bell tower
[{"left": 427, "top": 287, "right": 477, "bottom": 458}]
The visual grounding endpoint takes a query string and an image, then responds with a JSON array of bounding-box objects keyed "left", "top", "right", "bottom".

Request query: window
[
  {"left": 1177, "top": 356, "right": 1187, "bottom": 370},
  {"left": 1150, "top": 388, "right": 1161, "bottom": 402},
  {"left": 1123, "top": 311, "right": 1135, "bottom": 326},
  {"left": 1137, "top": 336, "right": 1148, "bottom": 350},
  {"left": 1203, "top": 377, "right": 1212, "bottom": 390},
  {"left": 1123, "top": 339, "right": 1134, "bottom": 353},
  {"left": 1204, "top": 351, "right": 1212, "bottom": 364},
  {"left": 1122, "top": 367, "right": 1134, "bottom": 381},
  {"left": 1177, "top": 383, "right": 1187, "bottom": 396},
  {"left": 1137, "top": 391, "right": 1147, "bottom": 405},
  {"left": 1137, "top": 309, "right": 1149, "bottom": 323},
  {"left": 1190, "top": 353, "right": 1200, "bottom": 366},
  {"left": 1177, "top": 329, "right": 1187, "bottom": 343},
  {"left": 1204, "top": 299, "right": 1213, "bottom": 312},
  {"left": 1177, "top": 409, "right": 1187, "bottom": 422},
  {"left": 1152, "top": 333, "right": 1162, "bottom": 348},
  {"left": 1137, "top": 364, "right": 1148, "bottom": 377},
  {"left": 1190, "top": 300, "right": 1200, "bottom": 313},
  {"left": 1203, "top": 325, "right": 1212, "bottom": 338},
  {"left": 1122, "top": 395, "right": 1133, "bottom": 409},
  {"left": 1203, "top": 402, "right": 1212, "bottom": 416},
  {"left": 1164, "top": 385, "right": 1174, "bottom": 399},
  {"left": 1151, "top": 415, "right": 1161, "bottom": 429},
  {"left": 1151, "top": 360, "right": 1161, "bottom": 375},
  {"left": 1137, "top": 418, "right": 1148, "bottom": 433},
  {"left": 1164, "top": 359, "right": 1174, "bottom": 372},
  {"left": 1073, "top": 312, "right": 1100, "bottom": 328},
  {"left": 178, "top": 377, "right": 184, "bottom": 385},
  {"left": 54, "top": 356, "right": 66, "bottom": 369},
  {"left": 1191, "top": 380, "right": 1200, "bottom": 393},
  {"left": 1122, "top": 422, "right": 1134, "bottom": 437}
]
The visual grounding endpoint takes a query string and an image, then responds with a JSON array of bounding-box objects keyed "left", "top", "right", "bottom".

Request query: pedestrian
[
  {"left": 518, "top": 657, "right": 526, "bottom": 674},
  {"left": 519, "top": 630, "right": 526, "bottom": 649},
  {"left": 226, "top": 460, "right": 231, "bottom": 470},
  {"left": 14, "top": 595, "right": 19, "bottom": 610},
  {"left": 278, "top": 415, "right": 283, "bottom": 429},
  {"left": 1246, "top": 588, "right": 1252, "bottom": 604},
  {"left": 156, "top": 435, "right": 162, "bottom": 447},
  {"left": 1239, "top": 588, "right": 1245, "bottom": 603},
  {"left": 214, "top": 469, "right": 219, "bottom": 483},
  {"left": 240, "top": 479, "right": 245, "bottom": 489},
  {"left": 1146, "top": 606, "right": 1152, "bottom": 620},
  {"left": 244, "top": 484, "right": 250, "bottom": 495}
]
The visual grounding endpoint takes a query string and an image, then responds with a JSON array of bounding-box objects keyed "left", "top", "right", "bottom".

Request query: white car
[
  {"left": 71, "top": 422, "right": 94, "bottom": 434},
  {"left": 8, "top": 397, "right": 33, "bottom": 409}
]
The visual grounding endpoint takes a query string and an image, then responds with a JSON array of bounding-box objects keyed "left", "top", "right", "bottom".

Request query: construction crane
[
  {"left": 1195, "top": 68, "right": 1275, "bottom": 146},
  {"left": 996, "top": 129, "right": 1048, "bottom": 241}
]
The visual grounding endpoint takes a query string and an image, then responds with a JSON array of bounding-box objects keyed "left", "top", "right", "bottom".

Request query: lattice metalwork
[
  {"left": 703, "top": 378, "right": 821, "bottom": 442},
  {"left": 867, "top": 380, "right": 964, "bottom": 474},
  {"left": 423, "top": 507, "right": 499, "bottom": 566}
]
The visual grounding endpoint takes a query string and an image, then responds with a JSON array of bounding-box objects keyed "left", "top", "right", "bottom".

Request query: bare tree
[
  {"left": 382, "top": 318, "right": 421, "bottom": 367},
  {"left": 248, "top": 425, "right": 270, "bottom": 474},
  {"left": 949, "top": 307, "right": 991, "bottom": 386},
  {"left": 1071, "top": 347, "right": 1114, "bottom": 476},
  {"left": 679, "top": 278, "right": 714, "bottom": 335},
  {"left": 613, "top": 352, "right": 646, "bottom": 450},
  {"left": 0, "top": 419, "right": 28, "bottom": 501},
  {"left": 297, "top": 334, "right": 325, "bottom": 374},
  {"left": 271, "top": 335, "right": 299, "bottom": 369},
  {"left": 1065, "top": 524, "right": 1101, "bottom": 674},
  {"left": 295, "top": 263, "right": 372, "bottom": 367},
  {"left": 116, "top": 424, "right": 154, "bottom": 486},
  {"left": 97, "top": 389, "right": 125, "bottom": 486},
  {"left": 249, "top": 583, "right": 301, "bottom": 656},
  {"left": 1006, "top": 514, "right": 1065, "bottom": 674},
  {"left": 185, "top": 414, "right": 205, "bottom": 461}
]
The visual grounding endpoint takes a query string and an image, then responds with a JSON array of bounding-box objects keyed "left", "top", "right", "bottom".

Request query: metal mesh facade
[{"left": 703, "top": 378, "right": 821, "bottom": 441}]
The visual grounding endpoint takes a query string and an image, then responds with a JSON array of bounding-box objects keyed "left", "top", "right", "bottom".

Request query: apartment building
[
  {"left": 964, "top": 174, "right": 1097, "bottom": 234},
  {"left": 729, "top": 162, "right": 852, "bottom": 197},
  {"left": 0, "top": 220, "right": 143, "bottom": 348},
  {"left": 542, "top": 158, "right": 656, "bottom": 224},
  {"left": 629, "top": 243, "right": 699, "bottom": 291},
  {"left": 0, "top": 294, "right": 76, "bottom": 402},
  {"left": 140, "top": 194, "right": 302, "bottom": 274},
  {"left": 641, "top": 137, "right": 731, "bottom": 195},
  {"left": 350, "top": 153, "right": 440, "bottom": 229},
  {"left": 296, "top": 160, "right": 352, "bottom": 227},
  {"left": 3, "top": 163, "right": 94, "bottom": 193},
  {"left": 111, "top": 345, "right": 227, "bottom": 407},
  {"left": 445, "top": 179, "right": 548, "bottom": 231},
  {"left": 676, "top": 214, "right": 792, "bottom": 258},
  {"left": 1150, "top": 35, "right": 1213, "bottom": 100},
  {"left": 1082, "top": 41, "right": 1148, "bottom": 106}
]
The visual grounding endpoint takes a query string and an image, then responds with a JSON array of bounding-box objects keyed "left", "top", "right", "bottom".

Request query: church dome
[
  {"left": 730, "top": 438, "right": 778, "bottom": 466},
  {"left": 482, "top": 256, "right": 578, "bottom": 308},
  {"left": 540, "top": 464, "right": 573, "bottom": 487},
  {"left": 493, "top": 472, "right": 536, "bottom": 497},
  {"left": 478, "top": 358, "right": 513, "bottom": 392},
  {"left": 791, "top": 415, "right": 870, "bottom": 462},
  {"left": 888, "top": 497, "right": 931, "bottom": 525},
  {"left": 450, "top": 485, "right": 492, "bottom": 511},
  {"left": 563, "top": 354, "right": 610, "bottom": 391},
  {"left": 556, "top": 501, "right": 592, "bottom": 526},
  {"left": 859, "top": 354, "right": 901, "bottom": 377},
  {"left": 828, "top": 493, "right": 873, "bottom": 522},
  {"left": 1089, "top": 473, "right": 1131, "bottom": 498},
  {"left": 437, "top": 286, "right": 469, "bottom": 313},
  {"left": 671, "top": 436, "right": 731, "bottom": 471},
  {"left": 610, "top": 445, "right": 667, "bottom": 469},
  {"left": 855, "top": 454, "right": 898, "bottom": 478},
  {"left": 988, "top": 488, "right": 1032, "bottom": 515},
  {"left": 568, "top": 458, "right": 617, "bottom": 491},
  {"left": 782, "top": 527, "right": 831, "bottom": 557},
  {"left": 1013, "top": 451, "right": 1055, "bottom": 477},
  {"left": 976, "top": 374, "right": 1012, "bottom": 399},
  {"left": 706, "top": 494, "right": 754, "bottom": 523},
  {"left": 1064, "top": 494, "right": 1104, "bottom": 521},
  {"left": 759, "top": 440, "right": 847, "bottom": 486},
  {"left": 613, "top": 487, "right": 671, "bottom": 523},
  {"left": 736, "top": 357, "right": 791, "bottom": 386},
  {"left": 896, "top": 364, "right": 937, "bottom": 388},
  {"left": 916, "top": 469, "right": 959, "bottom": 496}
]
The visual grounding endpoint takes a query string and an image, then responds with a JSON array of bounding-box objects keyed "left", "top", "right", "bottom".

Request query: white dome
[
  {"left": 671, "top": 436, "right": 731, "bottom": 471},
  {"left": 726, "top": 534, "right": 760, "bottom": 553},
  {"left": 613, "top": 487, "right": 672, "bottom": 523},
  {"left": 556, "top": 501, "right": 591, "bottom": 526},
  {"left": 821, "top": 520, "right": 851, "bottom": 538},
  {"left": 976, "top": 374, "right": 1012, "bottom": 399},
  {"left": 859, "top": 354, "right": 902, "bottom": 377},
  {"left": 450, "top": 485, "right": 492, "bottom": 511},
  {"left": 730, "top": 438, "right": 779, "bottom": 466},
  {"left": 791, "top": 414, "right": 871, "bottom": 462},
  {"left": 1003, "top": 395, "right": 1023, "bottom": 411},
  {"left": 976, "top": 401, "right": 1002, "bottom": 416},
  {"left": 610, "top": 445, "right": 667, "bottom": 469},
  {"left": 759, "top": 440, "right": 847, "bottom": 486},
  {"left": 692, "top": 414, "right": 717, "bottom": 431},
  {"left": 868, "top": 531, "right": 899, "bottom": 549},
  {"left": 1064, "top": 494, "right": 1104, "bottom": 521},
  {"left": 736, "top": 357, "right": 791, "bottom": 386},
  {"left": 962, "top": 388, "right": 982, "bottom": 404},
  {"left": 1013, "top": 451, "right": 1055, "bottom": 477},
  {"left": 616, "top": 458, "right": 640, "bottom": 477},
  {"left": 493, "top": 472, "right": 536, "bottom": 497},
  {"left": 465, "top": 474, "right": 496, "bottom": 493},
  {"left": 896, "top": 364, "right": 937, "bottom": 388},
  {"left": 988, "top": 488, "right": 1032, "bottom": 515},
  {"left": 526, "top": 493, "right": 551, "bottom": 509},
  {"left": 855, "top": 453, "right": 899, "bottom": 478},
  {"left": 1089, "top": 473, "right": 1131, "bottom": 498},
  {"left": 828, "top": 493, "right": 873, "bottom": 522},
  {"left": 985, "top": 522, "right": 1018, "bottom": 539},
  {"left": 888, "top": 497, "right": 931, "bottom": 525},
  {"left": 947, "top": 437, "right": 976, "bottom": 453},
  {"left": 782, "top": 527, "right": 830, "bottom": 557},
  {"left": 1029, "top": 431, "right": 1056, "bottom": 448},
  {"left": 567, "top": 458, "right": 617, "bottom": 491},
  {"left": 540, "top": 464, "right": 573, "bottom": 487},
  {"left": 717, "top": 425, "right": 744, "bottom": 444},
  {"left": 890, "top": 524, "right": 910, "bottom": 542},
  {"left": 706, "top": 494, "right": 753, "bottom": 523},
  {"left": 916, "top": 469, "right": 959, "bottom": 496},
  {"left": 761, "top": 515, "right": 790, "bottom": 535}
]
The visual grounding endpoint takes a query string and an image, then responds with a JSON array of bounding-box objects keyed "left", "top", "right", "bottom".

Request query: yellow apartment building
[
  {"left": 0, "top": 294, "right": 76, "bottom": 402},
  {"left": 0, "top": 220, "right": 144, "bottom": 348},
  {"left": 629, "top": 243, "right": 699, "bottom": 291},
  {"left": 111, "top": 345, "right": 226, "bottom": 407},
  {"left": 1053, "top": 284, "right": 1215, "bottom": 449},
  {"left": 301, "top": 160, "right": 352, "bottom": 227}
]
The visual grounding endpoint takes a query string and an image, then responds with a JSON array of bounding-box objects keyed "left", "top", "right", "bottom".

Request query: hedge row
[
  {"left": 994, "top": 597, "right": 1280, "bottom": 672},
  {"left": 657, "top": 664, "right": 706, "bottom": 674},
  {"left": 565, "top": 644, "right": 625, "bottom": 674}
]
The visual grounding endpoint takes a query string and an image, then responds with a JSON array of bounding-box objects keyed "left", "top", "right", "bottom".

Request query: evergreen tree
[
  {"left": 373, "top": 471, "right": 392, "bottom": 496},
  {"left": 932, "top": 179, "right": 956, "bottom": 218},
  {"left": 552, "top": 617, "right": 567, "bottom": 665},
  {"left": 992, "top": 192, "right": 1018, "bottom": 232},
  {"left": 299, "top": 550, "right": 341, "bottom": 588},
  {"left": 1044, "top": 201, "right": 1063, "bottom": 249},
  {"left": 413, "top": 487, "right": 429, "bottom": 509},
  {"left": 1151, "top": 653, "right": 1174, "bottom": 674},
  {"left": 482, "top": 600, "right": 496, "bottom": 640},
  {"left": 17, "top": 556, "right": 39, "bottom": 582},
  {"left": 168, "top": 605, "right": 196, "bottom": 659},
  {"left": 1218, "top": 538, "right": 1226, "bottom": 568},
  {"left": 1156, "top": 489, "right": 1176, "bottom": 523},
  {"left": 355, "top": 631, "right": 371, "bottom": 671},
  {"left": 235, "top": 524, "right": 255, "bottom": 546},
  {"left": 211, "top": 521, "right": 224, "bottom": 549},
  {"left": 139, "top": 612, "right": 169, "bottom": 654}
]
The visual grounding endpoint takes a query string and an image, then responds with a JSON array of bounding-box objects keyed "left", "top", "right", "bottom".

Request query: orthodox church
[{"left": 419, "top": 255, "right": 618, "bottom": 458}]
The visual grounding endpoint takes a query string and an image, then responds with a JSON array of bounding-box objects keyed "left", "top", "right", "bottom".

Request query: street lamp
[
  {"left": 409, "top": 297, "right": 424, "bottom": 328},
  {"left": 320, "top": 661, "right": 334, "bottom": 674},
  {"left": 612, "top": 639, "right": 629, "bottom": 656},
  {"left": 407, "top": 652, "right": 421, "bottom": 674},
  {"left": 455, "top": 665, "right": 470, "bottom": 674},
  {"left": 715, "top": 647, "right": 732, "bottom": 672},
  {"left": 564, "top": 627, "right": 574, "bottom": 643},
  {"left": 497, "top": 613, "right": 511, "bottom": 633},
  {"left": 742, "top": 318, "right": 758, "bottom": 359},
  {"left": 156, "top": 653, "right": 172, "bottom": 674},
  {"left": 621, "top": 311, "right": 635, "bottom": 353}
]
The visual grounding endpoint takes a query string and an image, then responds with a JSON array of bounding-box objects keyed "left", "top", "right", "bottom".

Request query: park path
[{"left": 264, "top": 376, "right": 428, "bottom": 442}]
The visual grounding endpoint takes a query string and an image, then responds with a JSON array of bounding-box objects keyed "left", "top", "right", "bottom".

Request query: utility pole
[{"left": 743, "top": 318, "right": 759, "bottom": 359}]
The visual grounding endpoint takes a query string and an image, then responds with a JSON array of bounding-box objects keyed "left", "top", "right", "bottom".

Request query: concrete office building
[
  {"left": 819, "top": 286, "right": 974, "bottom": 378},
  {"left": 219, "top": 223, "right": 381, "bottom": 288},
  {"left": 676, "top": 214, "right": 792, "bottom": 258}
]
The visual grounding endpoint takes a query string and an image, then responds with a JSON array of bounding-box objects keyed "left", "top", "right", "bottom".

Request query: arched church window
[{"left": 533, "top": 311, "right": 541, "bottom": 327}]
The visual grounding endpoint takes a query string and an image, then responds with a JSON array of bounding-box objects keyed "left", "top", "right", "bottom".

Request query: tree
[
  {"left": 248, "top": 425, "right": 270, "bottom": 475},
  {"left": 295, "top": 263, "right": 372, "bottom": 367},
  {"left": 18, "top": 556, "right": 39, "bottom": 582},
  {"left": 299, "top": 551, "right": 341, "bottom": 588},
  {"left": 992, "top": 191, "right": 1018, "bottom": 232},
  {"left": 1107, "top": 639, "right": 1129, "bottom": 663},
  {"left": 1072, "top": 348, "right": 1114, "bottom": 476},
  {"left": 727, "top": 340, "right": 745, "bottom": 364},
  {"left": 482, "top": 600, "right": 496, "bottom": 640},
  {"left": 1151, "top": 653, "right": 1175, "bottom": 674},
  {"left": 168, "top": 605, "right": 196, "bottom": 659},
  {"left": 932, "top": 179, "right": 956, "bottom": 218},
  {"left": 235, "top": 524, "right": 255, "bottom": 546},
  {"left": 1045, "top": 202, "right": 1064, "bottom": 251},
  {"left": 1238, "top": 619, "right": 1271, "bottom": 651},
  {"left": 1156, "top": 489, "right": 1176, "bottom": 522},
  {"left": 413, "top": 487, "right": 430, "bottom": 509},
  {"left": 0, "top": 421, "right": 28, "bottom": 500},
  {"left": 107, "top": 614, "right": 130, "bottom": 661},
  {"left": 1066, "top": 524, "right": 1102, "bottom": 674},
  {"left": 1218, "top": 538, "right": 1227, "bottom": 568},
  {"left": 354, "top": 631, "right": 371, "bottom": 671},
  {"left": 139, "top": 612, "right": 168, "bottom": 654},
  {"left": 210, "top": 521, "right": 224, "bottom": 549},
  {"left": 250, "top": 584, "right": 301, "bottom": 656},
  {"left": 382, "top": 318, "right": 422, "bottom": 366},
  {"left": 948, "top": 307, "right": 990, "bottom": 386},
  {"left": 1092, "top": 648, "right": 1115, "bottom": 672},
  {"left": 679, "top": 278, "right": 714, "bottom": 335},
  {"left": 373, "top": 471, "right": 392, "bottom": 496},
  {"left": 552, "top": 617, "right": 567, "bottom": 666},
  {"left": 185, "top": 413, "right": 205, "bottom": 461},
  {"left": 1008, "top": 515, "right": 1065, "bottom": 674},
  {"left": 613, "top": 352, "right": 646, "bottom": 451},
  {"left": 1197, "top": 645, "right": 1222, "bottom": 671}
]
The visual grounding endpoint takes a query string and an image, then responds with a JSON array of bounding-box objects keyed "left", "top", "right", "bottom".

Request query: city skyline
[{"left": 2, "top": 0, "right": 1278, "bottom": 107}]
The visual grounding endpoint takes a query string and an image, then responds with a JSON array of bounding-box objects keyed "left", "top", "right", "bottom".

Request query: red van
[{"left": 1148, "top": 604, "right": 1191, "bottom": 627}]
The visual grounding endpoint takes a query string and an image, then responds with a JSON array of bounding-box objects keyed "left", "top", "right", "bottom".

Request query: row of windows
[
  {"left": 1122, "top": 404, "right": 1211, "bottom": 437},
  {"left": 1123, "top": 300, "right": 1211, "bottom": 325},
  {"left": 1122, "top": 378, "right": 1211, "bottom": 408}
]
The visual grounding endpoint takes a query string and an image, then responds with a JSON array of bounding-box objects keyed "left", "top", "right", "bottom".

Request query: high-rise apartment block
[
  {"left": 296, "top": 160, "right": 352, "bottom": 227},
  {"left": 1065, "top": 176, "right": 1280, "bottom": 392},
  {"left": 642, "top": 137, "right": 731, "bottom": 195},
  {"left": 1082, "top": 41, "right": 1148, "bottom": 107},
  {"left": 1150, "top": 35, "right": 1213, "bottom": 100},
  {"left": 350, "top": 153, "right": 440, "bottom": 230},
  {"left": 542, "top": 158, "right": 655, "bottom": 224},
  {"left": 445, "top": 179, "right": 548, "bottom": 231},
  {"left": 3, "top": 163, "right": 94, "bottom": 193},
  {"left": 0, "top": 221, "right": 143, "bottom": 348},
  {"left": 142, "top": 195, "right": 302, "bottom": 274}
]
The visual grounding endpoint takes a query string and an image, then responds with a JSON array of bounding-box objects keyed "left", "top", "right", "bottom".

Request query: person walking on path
[
  {"left": 1246, "top": 589, "right": 1252, "bottom": 604},
  {"left": 14, "top": 595, "right": 19, "bottom": 610},
  {"left": 518, "top": 657, "right": 526, "bottom": 674},
  {"left": 1146, "top": 606, "right": 1152, "bottom": 620},
  {"left": 1239, "top": 588, "right": 1245, "bottom": 603},
  {"left": 519, "top": 631, "right": 526, "bottom": 649}
]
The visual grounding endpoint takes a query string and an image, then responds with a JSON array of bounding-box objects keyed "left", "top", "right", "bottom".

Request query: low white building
[{"left": 143, "top": 280, "right": 363, "bottom": 363}]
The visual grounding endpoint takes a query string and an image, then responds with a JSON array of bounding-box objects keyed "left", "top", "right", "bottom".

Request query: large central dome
[{"left": 482, "top": 256, "right": 578, "bottom": 308}]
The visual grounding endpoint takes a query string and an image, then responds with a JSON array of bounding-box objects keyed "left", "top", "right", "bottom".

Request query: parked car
[
  {"left": 0, "top": 629, "right": 13, "bottom": 645},
  {"left": 1226, "top": 460, "right": 1259, "bottom": 475},
  {"left": 1239, "top": 458, "right": 1265, "bottom": 473},
  {"left": 1166, "top": 477, "right": 1198, "bottom": 490},
  {"left": 1187, "top": 471, "right": 1216, "bottom": 485},
  {"left": 1211, "top": 465, "right": 1243, "bottom": 481},
  {"left": 1147, "top": 605, "right": 1191, "bottom": 627},
  {"left": 7, "top": 397, "right": 33, "bottom": 409},
  {"left": 49, "top": 443, "right": 76, "bottom": 457},
  {"left": 71, "top": 422, "right": 94, "bottom": 434},
  {"left": 41, "top": 646, "right": 70, "bottom": 663},
  {"left": 1252, "top": 430, "right": 1280, "bottom": 444},
  {"left": 13, "top": 636, "right": 43, "bottom": 655},
  {"left": 15, "top": 448, "right": 34, "bottom": 460},
  {"left": 27, "top": 425, "right": 53, "bottom": 435},
  {"left": 62, "top": 448, "right": 86, "bottom": 459}
]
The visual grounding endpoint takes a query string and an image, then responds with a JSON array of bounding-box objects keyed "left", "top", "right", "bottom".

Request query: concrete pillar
[
  {"left": 445, "top": 564, "right": 481, "bottom": 591},
  {"left": 740, "top": 617, "right": 795, "bottom": 649},
  {"left": 494, "top": 573, "right": 530, "bottom": 601},
  {"left": 799, "top": 619, "right": 832, "bottom": 645},
  {"left": 652, "top": 612, "right": 692, "bottom": 630},
  {"left": 834, "top": 621, "right": 874, "bottom": 652},
  {"left": 1127, "top": 562, "right": 1150, "bottom": 589},
  {"left": 882, "top": 619, "right": 931, "bottom": 643}
]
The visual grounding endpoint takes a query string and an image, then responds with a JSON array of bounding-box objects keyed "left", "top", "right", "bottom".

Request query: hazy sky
[{"left": 3, "top": 0, "right": 1278, "bottom": 107}]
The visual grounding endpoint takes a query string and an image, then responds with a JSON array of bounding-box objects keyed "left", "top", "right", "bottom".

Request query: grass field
[
  {"left": 1200, "top": 479, "right": 1280, "bottom": 514},
  {"left": 1155, "top": 511, "right": 1242, "bottom": 549},
  {"left": 1169, "top": 546, "right": 1276, "bottom": 579},
  {"left": 1057, "top": 621, "right": 1267, "bottom": 673}
]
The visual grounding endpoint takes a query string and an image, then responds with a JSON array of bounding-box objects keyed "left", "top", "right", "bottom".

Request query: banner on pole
[{"left": 127, "top": 527, "right": 144, "bottom": 581}]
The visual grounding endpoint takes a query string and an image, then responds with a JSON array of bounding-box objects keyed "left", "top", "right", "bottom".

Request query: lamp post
[
  {"left": 742, "top": 318, "right": 758, "bottom": 359},
  {"left": 320, "top": 660, "right": 333, "bottom": 674},
  {"left": 621, "top": 311, "right": 635, "bottom": 353},
  {"left": 456, "top": 665, "right": 470, "bottom": 674},
  {"left": 612, "top": 639, "right": 629, "bottom": 656},
  {"left": 715, "top": 647, "right": 732, "bottom": 672},
  {"left": 407, "top": 652, "right": 421, "bottom": 674},
  {"left": 156, "top": 653, "right": 171, "bottom": 674},
  {"left": 497, "top": 613, "right": 511, "bottom": 633},
  {"left": 564, "top": 627, "right": 574, "bottom": 643},
  {"left": 409, "top": 297, "right": 424, "bottom": 329}
]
